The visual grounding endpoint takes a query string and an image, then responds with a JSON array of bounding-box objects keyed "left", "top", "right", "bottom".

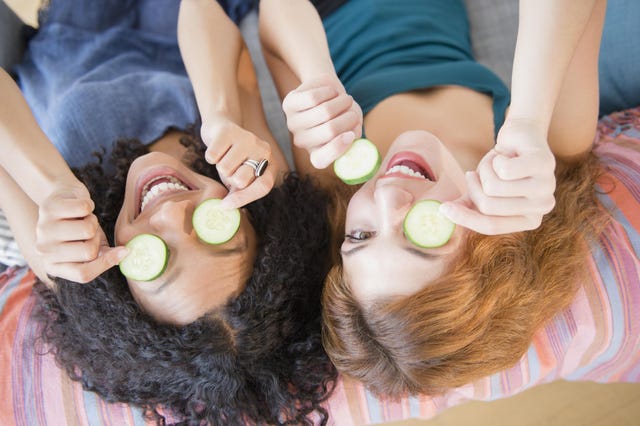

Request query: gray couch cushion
[
  {"left": 464, "top": 0, "right": 518, "bottom": 88},
  {"left": 0, "top": 0, "right": 27, "bottom": 72}
]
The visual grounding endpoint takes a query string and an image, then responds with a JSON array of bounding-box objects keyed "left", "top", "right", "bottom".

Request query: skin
[
  {"left": 259, "top": 0, "right": 605, "bottom": 298},
  {"left": 114, "top": 150, "right": 257, "bottom": 325},
  {"left": 341, "top": 131, "right": 467, "bottom": 302},
  {"left": 0, "top": 0, "right": 286, "bottom": 324}
]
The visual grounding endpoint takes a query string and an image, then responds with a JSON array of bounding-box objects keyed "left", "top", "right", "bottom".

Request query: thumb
[{"left": 100, "top": 246, "right": 130, "bottom": 268}]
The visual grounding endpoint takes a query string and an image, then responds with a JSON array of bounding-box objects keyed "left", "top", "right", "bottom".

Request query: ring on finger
[{"left": 242, "top": 158, "right": 269, "bottom": 177}]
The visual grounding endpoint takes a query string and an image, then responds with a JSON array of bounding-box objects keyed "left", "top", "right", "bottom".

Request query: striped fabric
[
  {"left": 0, "top": 210, "right": 25, "bottom": 268},
  {"left": 1, "top": 108, "right": 639, "bottom": 425}
]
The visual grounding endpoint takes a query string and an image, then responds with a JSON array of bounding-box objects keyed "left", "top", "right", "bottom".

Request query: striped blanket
[{"left": 1, "top": 108, "right": 639, "bottom": 425}]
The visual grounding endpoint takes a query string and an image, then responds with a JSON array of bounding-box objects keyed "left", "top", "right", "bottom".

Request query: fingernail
[
  {"left": 439, "top": 203, "right": 453, "bottom": 217},
  {"left": 116, "top": 247, "right": 130, "bottom": 262},
  {"left": 219, "top": 198, "right": 233, "bottom": 209}
]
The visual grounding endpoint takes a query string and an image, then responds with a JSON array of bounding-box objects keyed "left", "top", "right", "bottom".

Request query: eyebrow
[
  {"left": 341, "top": 244, "right": 439, "bottom": 259},
  {"left": 152, "top": 233, "right": 249, "bottom": 293}
]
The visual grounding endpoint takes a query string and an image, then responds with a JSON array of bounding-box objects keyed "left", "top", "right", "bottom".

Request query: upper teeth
[
  {"left": 385, "top": 164, "right": 427, "bottom": 179},
  {"left": 140, "top": 176, "right": 189, "bottom": 213}
]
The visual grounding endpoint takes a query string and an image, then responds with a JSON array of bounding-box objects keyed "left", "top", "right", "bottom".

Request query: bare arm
[
  {"left": 0, "top": 68, "right": 126, "bottom": 283},
  {"left": 178, "top": 0, "right": 244, "bottom": 125},
  {"left": 259, "top": 0, "right": 336, "bottom": 82},
  {"left": 509, "top": 0, "right": 598, "bottom": 130},
  {"left": 259, "top": 0, "right": 362, "bottom": 174},
  {"left": 442, "top": 0, "right": 604, "bottom": 235},
  {"left": 0, "top": 68, "right": 81, "bottom": 205},
  {"left": 178, "top": 0, "right": 286, "bottom": 207}
]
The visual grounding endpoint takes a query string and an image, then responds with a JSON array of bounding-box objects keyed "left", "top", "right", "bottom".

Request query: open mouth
[
  {"left": 135, "top": 171, "right": 193, "bottom": 217},
  {"left": 384, "top": 152, "right": 435, "bottom": 181}
]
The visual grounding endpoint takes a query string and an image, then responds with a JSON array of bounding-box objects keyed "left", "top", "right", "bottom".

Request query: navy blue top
[
  {"left": 14, "top": 0, "right": 252, "bottom": 169},
  {"left": 322, "top": 0, "right": 510, "bottom": 133}
]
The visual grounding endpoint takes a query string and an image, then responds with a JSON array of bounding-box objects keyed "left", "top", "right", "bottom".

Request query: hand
[
  {"left": 35, "top": 185, "right": 128, "bottom": 283},
  {"left": 200, "top": 116, "right": 277, "bottom": 209},
  {"left": 440, "top": 119, "right": 556, "bottom": 235},
  {"left": 282, "top": 74, "right": 363, "bottom": 169}
]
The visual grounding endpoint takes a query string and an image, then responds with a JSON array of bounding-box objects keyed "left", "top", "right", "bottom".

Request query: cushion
[{"left": 0, "top": 0, "right": 27, "bottom": 72}]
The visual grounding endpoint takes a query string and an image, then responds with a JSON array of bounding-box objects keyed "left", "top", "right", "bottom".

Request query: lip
[
  {"left": 381, "top": 151, "right": 436, "bottom": 181},
  {"left": 134, "top": 166, "right": 195, "bottom": 218}
]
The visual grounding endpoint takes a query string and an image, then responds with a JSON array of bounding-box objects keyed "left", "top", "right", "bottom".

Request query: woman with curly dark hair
[{"left": 0, "top": 0, "right": 336, "bottom": 424}]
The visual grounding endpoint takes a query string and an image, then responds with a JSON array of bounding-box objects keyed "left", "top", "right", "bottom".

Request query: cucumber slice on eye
[
  {"left": 403, "top": 200, "right": 455, "bottom": 248},
  {"left": 119, "top": 234, "right": 169, "bottom": 281},
  {"left": 333, "top": 138, "right": 381, "bottom": 185},
  {"left": 192, "top": 198, "right": 241, "bottom": 245}
]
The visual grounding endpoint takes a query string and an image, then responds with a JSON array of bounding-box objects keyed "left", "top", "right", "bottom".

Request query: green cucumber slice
[
  {"left": 333, "top": 138, "right": 381, "bottom": 185},
  {"left": 119, "top": 234, "right": 169, "bottom": 281},
  {"left": 192, "top": 198, "right": 241, "bottom": 244},
  {"left": 403, "top": 200, "right": 455, "bottom": 248}
]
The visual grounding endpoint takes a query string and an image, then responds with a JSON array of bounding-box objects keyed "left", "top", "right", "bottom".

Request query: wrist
[{"left": 502, "top": 114, "right": 549, "bottom": 135}]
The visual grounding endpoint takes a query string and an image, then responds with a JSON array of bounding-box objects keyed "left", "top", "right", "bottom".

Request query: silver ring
[{"left": 242, "top": 158, "right": 269, "bottom": 177}]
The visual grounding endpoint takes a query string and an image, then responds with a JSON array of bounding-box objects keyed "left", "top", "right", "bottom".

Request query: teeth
[
  {"left": 140, "top": 176, "right": 189, "bottom": 213},
  {"left": 385, "top": 164, "right": 427, "bottom": 179}
]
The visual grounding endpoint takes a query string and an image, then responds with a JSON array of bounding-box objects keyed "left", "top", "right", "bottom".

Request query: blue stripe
[
  {"left": 408, "top": 395, "right": 421, "bottom": 417},
  {"left": 566, "top": 242, "right": 625, "bottom": 380},
  {"left": 364, "top": 388, "right": 383, "bottom": 423},
  {"left": 0, "top": 266, "right": 29, "bottom": 313},
  {"left": 82, "top": 390, "right": 104, "bottom": 425}
]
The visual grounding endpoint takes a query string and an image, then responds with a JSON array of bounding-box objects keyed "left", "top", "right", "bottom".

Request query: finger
[
  {"left": 226, "top": 162, "right": 256, "bottom": 191},
  {"left": 283, "top": 85, "right": 339, "bottom": 113},
  {"left": 40, "top": 215, "right": 101, "bottom": 243},
  {"left": 465, "top": 171, "right": 551, "bottom": 216},
  {"left": 287, "top": 94, "right": 354, "bottom": 132},
  {"left": 48, "top": 246, "right": 129, "bottom": 284},
  {"left": 491, "top": 152, "right": 554, "bottom": 181},
  {"left": 477, "top": 153, "right": 532, "bottom": 198},
  {"left": 204, "top": 139, "right": 232, "bottom": 164},
  {"left": 295, "top": 110, "right": 360, "bottom": 150},
  {"left": 309, "top": 131, "right": 355, "bottom": 169},
  {"left": 439, "top": 200, "right": 543, "bottom": 235},
  {"left": 41, "top": 197, "right": 94, "bottom": 220},
  {"left": 220, "top": 172, "right": 274, "bottom": 209},
  {"left": 216, "top": 142, "right": 253, "bottom": 177},
  {"left": 43, "top": 232, "right": 104, "bottom": 263}
]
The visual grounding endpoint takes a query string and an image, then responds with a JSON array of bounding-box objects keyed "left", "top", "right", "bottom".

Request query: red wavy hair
[{"left": 322, "top": 153, "right": 609, "bottom": 397}]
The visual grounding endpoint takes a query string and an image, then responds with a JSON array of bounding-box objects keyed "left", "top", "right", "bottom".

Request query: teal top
[{"left": 322, "top": 0, "right": 510, "bottom": 133}]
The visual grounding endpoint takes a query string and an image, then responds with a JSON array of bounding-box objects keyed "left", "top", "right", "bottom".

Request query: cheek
[{"left": 114, "top": 213, "right": 137, "bottom": 245}]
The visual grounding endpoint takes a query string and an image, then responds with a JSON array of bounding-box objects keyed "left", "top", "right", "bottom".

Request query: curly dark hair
[{"left": 32, "top": 135, "right": 338, "bottom": 425}]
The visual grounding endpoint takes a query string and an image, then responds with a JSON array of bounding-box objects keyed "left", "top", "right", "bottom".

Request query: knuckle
[
  {"left": 216, "top": 162, "right": 232, "bottom": 177},
  {"left": 82, "top": 244, "right": 100, "bottom": 262},
  {"left": 480, "top": 179, "right": 500, "bottom": 197}
]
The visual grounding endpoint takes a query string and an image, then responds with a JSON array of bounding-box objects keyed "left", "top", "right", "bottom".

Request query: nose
[
  {"left": 148, "top": 199, "right": 195, "bottom": 241},
  {"left": 373, "top": 184, "right": 414, "bottom": 225}
]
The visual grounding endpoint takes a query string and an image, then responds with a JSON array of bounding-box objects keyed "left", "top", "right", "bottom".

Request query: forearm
[
  {"left": 0, "top": 68, "right": 81, "bottom": 205},
  {"left": 178, "top": 0, "right": 244, "bottom": 124},
  {"left": 259, "top": 0, "right": 336, "bottom": 81},
  {"left": 509, "top": 0, "right": 597, "bottom": 129},
  {"left": 0, "top": 169, "right": 50, "bottom": 282}
]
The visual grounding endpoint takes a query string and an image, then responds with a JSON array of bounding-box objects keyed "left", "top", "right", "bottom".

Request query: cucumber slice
[
  {"left": 333, "top": 138, "right": 381, "bottom": 185},
  {"left": 119, "top": 234, "right": 169, "bottom": 281},
  {"left": 403, "top": 200, "right": 455, "bottom": 248},
  {"left": 192, "top": 198, "right": 241, "bottom": 244}
]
